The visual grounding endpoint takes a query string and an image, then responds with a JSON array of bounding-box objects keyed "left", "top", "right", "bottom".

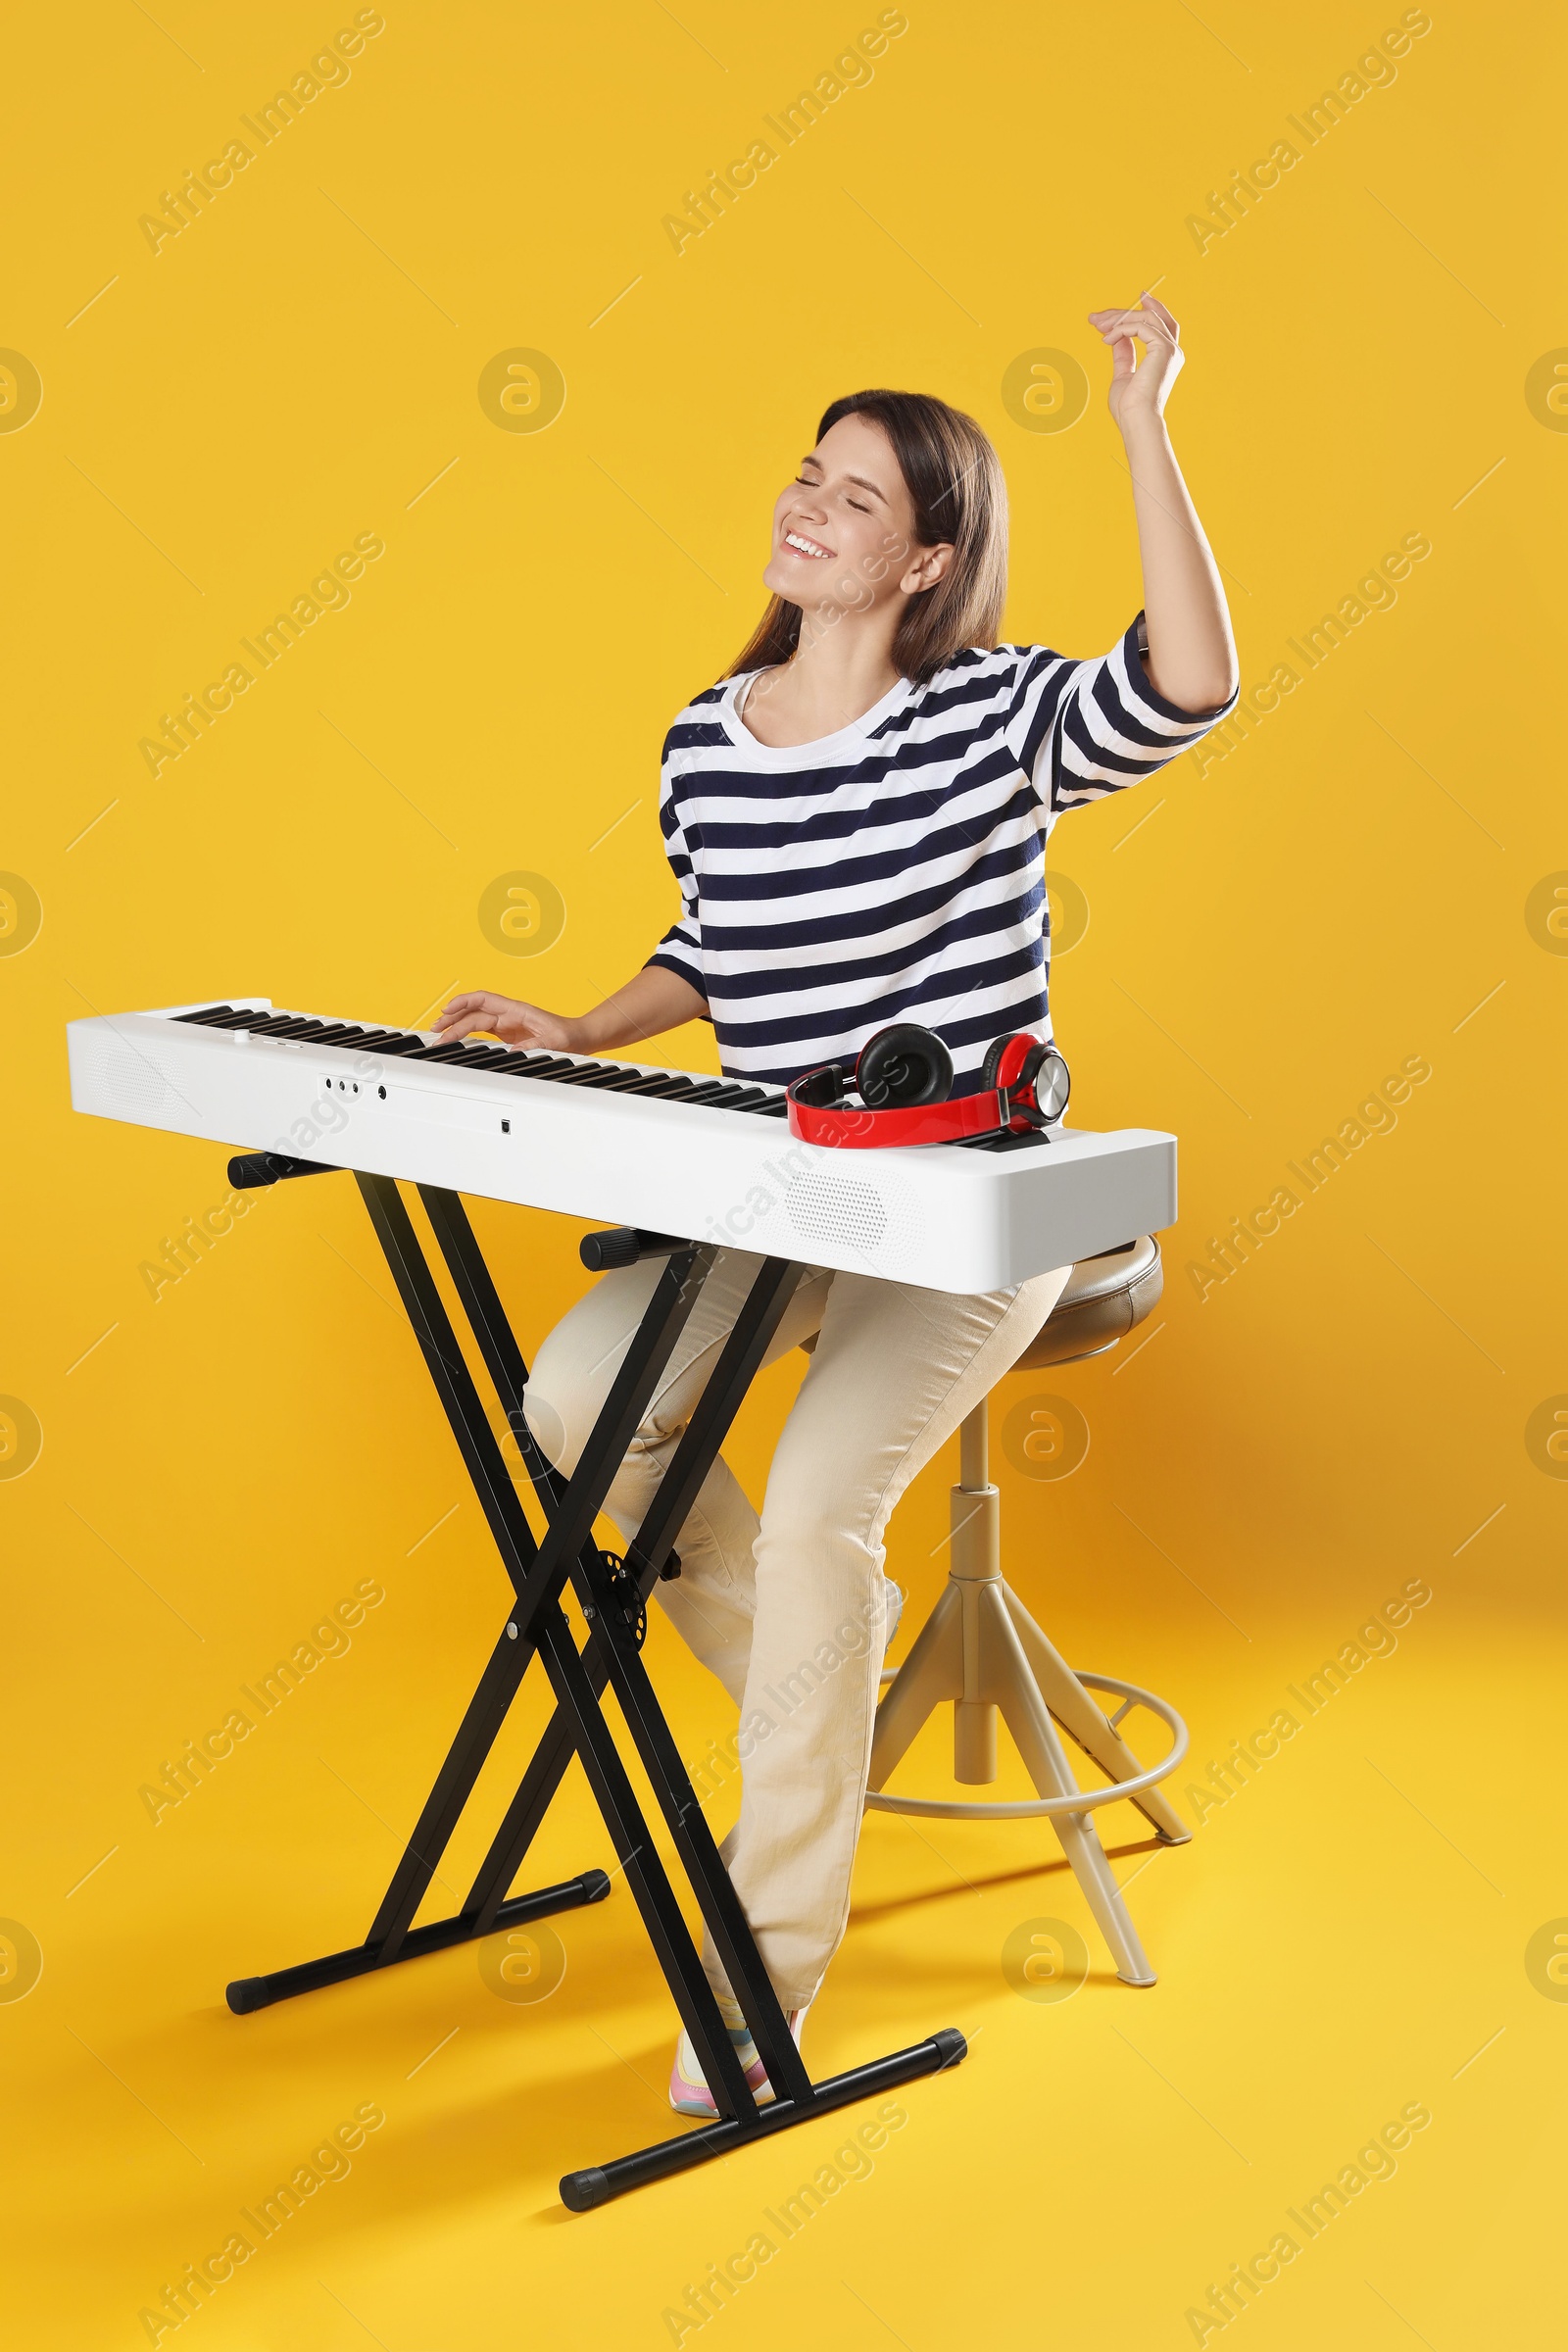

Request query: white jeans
[{"left": 524, "top": 1250, "right": 1072, "bottom": 2010}]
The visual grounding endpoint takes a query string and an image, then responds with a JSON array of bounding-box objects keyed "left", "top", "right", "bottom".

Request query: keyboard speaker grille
[
  {"left": 784, "top": 1168, "right": 920, "bottom": 1266},
  {"left": 77, "top": 1033, "right": 175, "bottom": 1117}
]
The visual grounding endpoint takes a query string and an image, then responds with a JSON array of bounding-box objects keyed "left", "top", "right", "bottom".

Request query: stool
[{"left": 864, "top": 1238, "right": 1190, "bottom": 1986}]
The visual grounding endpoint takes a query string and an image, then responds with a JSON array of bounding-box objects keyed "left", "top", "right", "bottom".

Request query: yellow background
[{"left": 3, "top": 2, "right": 1563, "bottom": 2344}]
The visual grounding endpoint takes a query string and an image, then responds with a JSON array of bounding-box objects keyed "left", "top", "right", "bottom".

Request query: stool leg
[
  {"left": 983, "top": 1587, "right": 1157, "bottom": 1986},
  {"left": 950, "top": 1472, "right": 1003, "bottom": 1785},
  {"left": 867, "top": 1579, "right": 964, "bottom": 1791},
  {"left": 999, "top": 1588, "right": 1191, "bottom": 1846},
  {"left": 954, "top": 1569, "right": 998, "bottom": 1784}
]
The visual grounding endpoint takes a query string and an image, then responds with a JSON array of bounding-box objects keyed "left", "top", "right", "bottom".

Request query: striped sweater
[{"left": 647, "top": 613, "right": 1238, "bottom": 1091}]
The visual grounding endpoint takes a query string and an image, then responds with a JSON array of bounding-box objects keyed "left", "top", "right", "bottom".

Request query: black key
[
  {"left": 500, "top": 1053, "right": 574, "bottom": 1076},
  {"left": 582, "top": 1072, "right": 662, "bottom": 1096},
  {"left": 175, "top": 1004, "right": 238, "bottom": 1024},
  {"left": 310, "top": 1027, "right": 390, "bottom": 1051},
  {"left": 627, "top": 1074, "right": 701, "bottom": 1099},
  {"left": 564, "top": 1066, "right": 655, "bottom": 1090},
  {"left": 604, "top": 1073, "right": 690, "bottom": 1098},
  {"left": 360, "top": 1033, "right": 427, "bottom": 1055}
]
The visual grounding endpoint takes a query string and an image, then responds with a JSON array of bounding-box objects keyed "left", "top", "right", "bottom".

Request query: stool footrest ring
[{"left": 864, "top": 1671, "right": 1188, "bottom": 1821}]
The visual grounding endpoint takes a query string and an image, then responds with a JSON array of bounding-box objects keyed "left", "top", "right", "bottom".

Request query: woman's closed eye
[{"left": 795, "top": 475, "right": 870, "bottom": 514}]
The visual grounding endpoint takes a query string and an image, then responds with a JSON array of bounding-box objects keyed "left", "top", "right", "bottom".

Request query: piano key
[
  {"left": 598, "top": 1072, "right": 689, "bottom": 1098},
  {"left": 684, "top": 1083, "right": 751, "bottom": 1106},
  {"left": 562, "top": 1066, "right": 661, "bottom": 1091},
  {"left": 497, "top": 1053, "right": 574, "bottom": 1076},
  {"left": 581, "top": 1068, "right": 679, "bottom": 1095}
]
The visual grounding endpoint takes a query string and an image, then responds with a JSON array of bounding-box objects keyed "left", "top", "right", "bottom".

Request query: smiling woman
[
  {"left": 732, "top": 391, "right": 1007, "bottom": 722},
  {"left": 435, "top": 312, "right": 1240, "bottom": 2120}
]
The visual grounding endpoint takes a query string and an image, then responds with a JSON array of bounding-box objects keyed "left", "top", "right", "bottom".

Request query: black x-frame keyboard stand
[{"left": 222, "top": 1164, "right": 966, "bottom": 2209}]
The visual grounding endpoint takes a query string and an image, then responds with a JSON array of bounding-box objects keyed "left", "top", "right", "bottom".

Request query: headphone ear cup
[
  {"left": 1017, "top": 1041, "right": 1071, "bottom": 1120},
  {"left": 1024, "top": 1049, "right": 1071, "bottom": 1119},
  {"left": 857, "top": 1023, "right": 954, "bottom": 1108}
]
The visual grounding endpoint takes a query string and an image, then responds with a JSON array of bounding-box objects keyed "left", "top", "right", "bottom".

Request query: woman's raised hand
[
  {"left": 431, "top": 990, "right": 581, "bottom": 1051},
  {"left": 1088, "top": 293, "right": 1184, "bottom": 432}
]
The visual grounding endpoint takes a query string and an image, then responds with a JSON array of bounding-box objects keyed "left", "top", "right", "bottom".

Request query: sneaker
[
  {"left": 668, "top": 1999, "right": 808, "bottom": 2118},
  {"left": 883, "top": 1576, "right": 905, "bottom": 1651}
]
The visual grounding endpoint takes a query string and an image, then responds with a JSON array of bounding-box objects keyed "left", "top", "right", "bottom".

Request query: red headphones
[{"left": 785, "top": 1024, "right": 1070, "bottom": 1150}]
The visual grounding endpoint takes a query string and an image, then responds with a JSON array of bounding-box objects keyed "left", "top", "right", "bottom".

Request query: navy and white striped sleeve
[
  {"left": 645, "top": 737, "right": 705, "bottom": 992},
  {"left": 1004, "top": 615, "right": 1239, "bottom": 815}
]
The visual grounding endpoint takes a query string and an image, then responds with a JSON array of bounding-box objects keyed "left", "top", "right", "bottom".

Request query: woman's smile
[{"left": 781, "top": 526, "right": 835, "bottom": 560}]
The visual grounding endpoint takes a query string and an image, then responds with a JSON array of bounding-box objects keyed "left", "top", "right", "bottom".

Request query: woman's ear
[{"left": 899, "top": 541, "right": 956, "bottom": 595}]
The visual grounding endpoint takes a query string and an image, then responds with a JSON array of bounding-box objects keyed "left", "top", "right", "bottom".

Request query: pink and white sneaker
[{"left": 668, "top": 2002, "right": 808, "bottom": 2118}]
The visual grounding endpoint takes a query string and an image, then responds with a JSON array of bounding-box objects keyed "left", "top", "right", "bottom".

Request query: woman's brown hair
[{"left": 726, "top": 389, "right": 1009, "bottom": 688}]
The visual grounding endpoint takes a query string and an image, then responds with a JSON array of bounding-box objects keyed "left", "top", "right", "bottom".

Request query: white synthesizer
[{"left": 68, "top": 1001, "right": 1177, "bottom": 1292}]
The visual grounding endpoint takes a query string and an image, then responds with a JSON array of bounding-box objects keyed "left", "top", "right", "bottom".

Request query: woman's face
[{"left": 761, "top": 413, "right": 952, "bottom": 623}]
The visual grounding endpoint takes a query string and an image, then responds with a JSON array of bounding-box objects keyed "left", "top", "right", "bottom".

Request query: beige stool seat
[
  {"left": 863, "top": 1236, "right": 1190, "bottom": 1986},
  {"left": 1015, "top": 1235, "right": 1163, "bottom": 1369}
]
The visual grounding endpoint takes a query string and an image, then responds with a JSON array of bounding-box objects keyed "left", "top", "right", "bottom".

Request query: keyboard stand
[{"left": 223, "top": 1171, "right": 967, "bottom": 2209}]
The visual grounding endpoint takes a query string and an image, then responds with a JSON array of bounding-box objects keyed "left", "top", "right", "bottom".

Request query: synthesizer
[{"left": 67, "top": 1000, "right": 1177, "bottom": 1291}]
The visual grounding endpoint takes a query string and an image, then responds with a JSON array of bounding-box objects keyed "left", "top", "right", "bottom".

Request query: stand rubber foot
[{"left": 560, "top": 2026, "right": 968, "bottom": 2211}]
